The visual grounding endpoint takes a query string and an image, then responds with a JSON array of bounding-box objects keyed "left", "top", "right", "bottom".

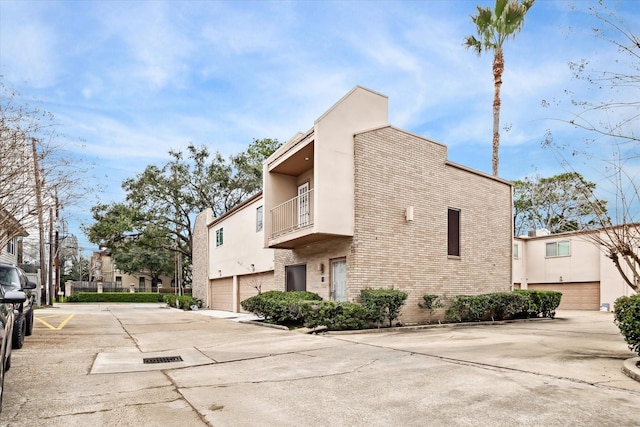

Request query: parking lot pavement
[{"left": 1, "top": 305, "right": 640, "bottom": 426}]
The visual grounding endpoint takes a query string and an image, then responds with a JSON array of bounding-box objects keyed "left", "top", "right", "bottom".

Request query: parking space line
[{"left": 35, "top": 314, "right": 74, "bottom": 330}]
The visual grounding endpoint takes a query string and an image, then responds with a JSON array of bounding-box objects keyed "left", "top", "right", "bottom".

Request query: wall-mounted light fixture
[
  {"left": 405, "top": 206, "right": 414, "bottom": 222},
  {"left": 317, "top": 263, "right": 324, "bottom": 274}
]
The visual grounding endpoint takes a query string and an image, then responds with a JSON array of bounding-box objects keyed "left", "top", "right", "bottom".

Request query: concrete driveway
[{"left": 1, "top": 304, "right": 639, "bottom": 426}]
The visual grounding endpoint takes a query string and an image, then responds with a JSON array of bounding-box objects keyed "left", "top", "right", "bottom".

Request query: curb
[{"left": 622, "top": 357, "right": 640, "bottom": 382}]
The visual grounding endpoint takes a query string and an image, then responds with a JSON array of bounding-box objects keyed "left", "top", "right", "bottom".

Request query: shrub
[
  {"left": 513, "top": 289, "right": 562, "bottom": 318},
  {"left": 301, "top": 301, "right": 370, "bottom": 330},
  {"left": 240, "top": 290, "right": 322, "bottom": 324},
  {"left": 486, "top": 292, "right": 529, "bottom": 320},
  {"left": 445, "top": 294, "right": 491, "bottom": 322},
  {"left": 419, "top": 294, "right": 444, "bottom": 323},
  {"left": 614, "top": 295, "right": 640, "bottom": 356},
  {"left": 65, "top": 292, "right": 164, "bottom": 303},
  {"left": 163, "top": 294, "right": 204, "bottom": 310},
  {"left": 360, "top": 288, "right": 408, "bottom": 327}
]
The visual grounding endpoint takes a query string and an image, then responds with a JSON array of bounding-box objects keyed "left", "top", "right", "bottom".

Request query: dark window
[
  {"left": 285, "top": 264, "right": 307, "bottom": 292},
  {"left": 138, "top": 277, "right": 145, "bottom": 291},
  {"left": 448, "top": 208, "right": 460, "bottom": 257}
]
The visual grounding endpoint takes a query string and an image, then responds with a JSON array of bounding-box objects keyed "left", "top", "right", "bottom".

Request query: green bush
[
  {"left": 445, "top": 294, "right": 491, "bottom": 322},
  {"left": 445, "top": 290, "right": 561, "bottom": 323},
  {"left": 486, "top": 292, "right": 529, "bottom": 320},
  {"left": 163, "top": 294, "right": 204, "bottom": 310},
  {"left": 240, "top": 290, "right": 322, "bottom": 324},
  {"left": 301, "top": 301, "right": 370, "bottom": 330},
  {"left": 513, "top": 289, "right": 562, "bottom": 318},
  {"left": 360, "top": 288, "right": 408, "bottom": 327},
  {"left": 614, "top": 295, "right": 640, "bottom": 356},
  {"left": 65, "top": 292, "right": 164, "bottom": 303}
]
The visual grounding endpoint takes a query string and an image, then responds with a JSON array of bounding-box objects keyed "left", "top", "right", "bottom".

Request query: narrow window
[
  {"left": 138, "top": 277, "right": 145, "bottom": 291},
  {"left": 6, "top": 238, "right": 15, "bottom": 255},
  {"left": 216, "top": 228, "right": 224, "bottom": 247},
  {"left": 513, "top": 243, "right": 519, "bottom": 259},
  {"left": 256, "top": 206, "right": 263, "bottom": 232},
  {"left": 448, "top": 208, "right": 460, "bottom": 257}
]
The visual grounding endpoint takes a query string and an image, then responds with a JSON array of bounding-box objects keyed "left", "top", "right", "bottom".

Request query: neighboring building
[
  {"left": 0, "top": 208, "right": 27, "bottom": 265},
  {"left": 86, "top": 247, "right": 173, "bottom": 292},
  {"left": 193, "top": 86, "right": 513, "bottom": 323},
  {"left": 513, "top": 227, "right": 638, "bottom": 311}
]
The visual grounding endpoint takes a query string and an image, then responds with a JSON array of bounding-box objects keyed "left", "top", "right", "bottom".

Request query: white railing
[{"left": 270, "top": 189, "right": 314, "bottom": 238}]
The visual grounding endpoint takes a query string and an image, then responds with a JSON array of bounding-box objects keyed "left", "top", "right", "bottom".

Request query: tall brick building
[{"left": 193, "top": 86, "right": 513, "bottom": 323}]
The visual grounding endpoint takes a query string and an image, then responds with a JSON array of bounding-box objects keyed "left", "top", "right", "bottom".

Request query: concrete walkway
[{"left": 2, "top": 305, "right": 639, "bottom": 426}]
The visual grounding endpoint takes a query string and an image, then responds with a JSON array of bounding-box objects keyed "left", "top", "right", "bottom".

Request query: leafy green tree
[
  {"left": 465, "top": 0, "right": 535, "bottom": 176},
  {"left": 85, "top": 138, "right": 281, "bottom": 280},
  {"left": 513, "top": 172, "right": 607, "bottom": 236},
  {"left": 62, "top": 256, "right": 91, "bottom": 283}
]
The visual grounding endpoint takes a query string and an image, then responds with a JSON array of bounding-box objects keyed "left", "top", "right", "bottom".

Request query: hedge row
[
  {"left": 240, "top": 288, "right": 408, "bottom": 329},
  {"left": 614, "top": 295, "right": 640, "bottom": 357},
  {"left": 65, "top": 292, "right": 164, "bottom": 303},
  {"left": 444, "top": 290, "right": 562, "bottom": 323}
]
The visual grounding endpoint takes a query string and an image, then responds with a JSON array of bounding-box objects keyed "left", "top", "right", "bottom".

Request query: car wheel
[
  {"left": 12, "top": 313, "right": 25, "bottom": 350},
  {"left": 25, "top": 309, "right": 34, "bottom": 336}
]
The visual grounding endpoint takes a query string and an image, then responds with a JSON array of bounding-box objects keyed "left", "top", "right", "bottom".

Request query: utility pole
[
  {"left": 31, "top": 138, "right": 47, "bottom": 305},
  {"left": 48, "top": 206, "right": 54, "bottom": 305}
]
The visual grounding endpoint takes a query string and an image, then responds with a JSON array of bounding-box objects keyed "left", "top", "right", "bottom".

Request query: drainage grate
[{"left": 143, "top": 356, "right": 183, "bottom": 364}]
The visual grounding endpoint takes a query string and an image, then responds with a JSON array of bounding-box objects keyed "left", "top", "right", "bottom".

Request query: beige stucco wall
[
  {"left": 208, "top": 196, "right": 274, "bottom": 280},
  {"left": 313, "top": 86, "right": 388, "bottom": 237}
]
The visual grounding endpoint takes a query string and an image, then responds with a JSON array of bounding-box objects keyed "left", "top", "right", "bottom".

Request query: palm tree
[{"left": 465, "top": 0, "right": 535, "bottom": 176}]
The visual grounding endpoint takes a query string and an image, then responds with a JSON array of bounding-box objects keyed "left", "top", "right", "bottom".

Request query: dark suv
[
  {"left": 0, "top": 282, "right": 26, "bottom": 411},
  {"left": 0, "top": 264, "right": 36, "bottom": 349}
]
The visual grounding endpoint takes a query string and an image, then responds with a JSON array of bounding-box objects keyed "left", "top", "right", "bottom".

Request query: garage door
[
  {"left": 527, "top": 282, "right": 600, "bottom": 310},
  {"left": 209, "top": 277, "right": 233, "bottom": 311},
  {"left": 238, "top": 272, "right": 274, "bottom": 313}
]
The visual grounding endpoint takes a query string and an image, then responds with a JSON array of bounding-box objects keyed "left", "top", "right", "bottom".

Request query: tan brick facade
[{"left": 350, "top": 126, "right": 512, "bottom": 322}]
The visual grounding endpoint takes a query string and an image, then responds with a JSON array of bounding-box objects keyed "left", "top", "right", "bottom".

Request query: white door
[
  {"left": 298, "top": 182, "right": 310, "bottom": 227},
  {"left": 331, "top": 259, "right": 347, "bottom": 302}
]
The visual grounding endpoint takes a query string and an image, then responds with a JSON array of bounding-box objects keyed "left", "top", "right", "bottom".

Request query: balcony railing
[{"left": 270, "top": 189, "right": 314, "bottom": 239}]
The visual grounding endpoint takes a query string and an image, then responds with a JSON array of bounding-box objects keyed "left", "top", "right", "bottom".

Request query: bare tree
[{"left": 543, "top": 2, "right": 640, "bottom": 292}]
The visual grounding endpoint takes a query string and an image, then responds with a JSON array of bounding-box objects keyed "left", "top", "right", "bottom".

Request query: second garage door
[{"left": 527, "top": 282, "right": 600, "bottom": 310}]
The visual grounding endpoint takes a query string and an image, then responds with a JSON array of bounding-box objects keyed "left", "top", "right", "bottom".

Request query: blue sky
[{"left": 1, "top": 0, "right": 638, "bottom": 252}]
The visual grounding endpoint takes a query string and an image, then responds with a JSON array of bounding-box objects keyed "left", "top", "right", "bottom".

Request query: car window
[{"left": 0, "top": 266, "right": 22, "bottom": 291}]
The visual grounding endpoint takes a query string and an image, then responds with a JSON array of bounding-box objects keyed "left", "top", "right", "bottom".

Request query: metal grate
[{"left": 143, "top": 356, "right": 183, "bottom": 364}]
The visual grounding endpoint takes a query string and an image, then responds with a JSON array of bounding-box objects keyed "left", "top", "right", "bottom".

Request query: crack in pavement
[{"left": 326, "top": 335, "right": 640, "bottom": 396}]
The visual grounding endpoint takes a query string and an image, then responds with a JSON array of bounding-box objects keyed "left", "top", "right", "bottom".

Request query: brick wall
[
  {"left": 352, "top": 127, "right": 513, "bottom": 323},
  {"left": 192, "top": 209, "right": 211, "bottom": 306}
]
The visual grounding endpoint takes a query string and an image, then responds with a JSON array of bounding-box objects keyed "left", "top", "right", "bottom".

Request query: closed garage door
[
  {"left": 209, "top": 277, "right": 233, "bottom": 311},
  {"left": 238, "top": 272, "right": 274, "bottom": 313},
  {"left": 527, "top": 282, "right": 600, "bottom": 310}
]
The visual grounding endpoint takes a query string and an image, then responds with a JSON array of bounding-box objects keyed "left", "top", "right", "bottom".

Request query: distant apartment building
[{"left": 513, "top": 227, "right": 638, "bottom": 310}]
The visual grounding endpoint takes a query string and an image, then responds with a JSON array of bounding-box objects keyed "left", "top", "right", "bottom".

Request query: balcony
[{"left": 270, "top": 189, "right": 314, "bottom": 239}]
